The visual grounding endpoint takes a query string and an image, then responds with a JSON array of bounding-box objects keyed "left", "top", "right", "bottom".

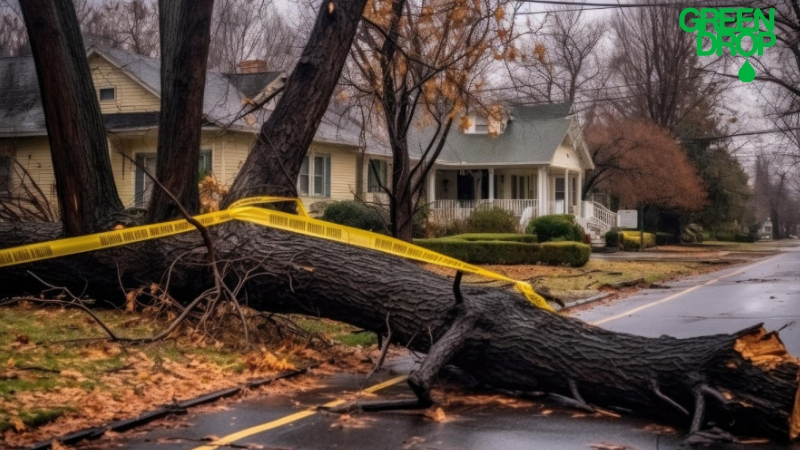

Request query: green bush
[
  {"left": 464, "top": 207, "right": 518, "bottom": 233},
  {"left": 619, "top": 231, "right": 656, "bottom": 251},
  {"left": 321, "top": 201, "right": 388, "bottom": 233},
  {"left": 414, "top": 238, "right": 590, "bottom": 266},
  {"left": 526, "top": 214, "right": 585, "bottom": 243},
  {"left": 604, "top": 230, "right": 619, "bottom": 247}
]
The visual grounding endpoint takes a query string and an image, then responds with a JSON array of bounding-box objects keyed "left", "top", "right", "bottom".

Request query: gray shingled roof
[
  {"left": 408, "top": 103, "right": 574, "bottom": 166},
  {"left": 225, "top": 72, "right": 282, "bottom": 98},
  {"left": 103, "top": 112, "right": 160, "bottom": 129},
  {"left": 0, "top": 47, "right": 362, "bottom": 147}
]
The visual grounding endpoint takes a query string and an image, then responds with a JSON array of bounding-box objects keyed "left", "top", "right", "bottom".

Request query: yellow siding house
[{"left": 0, "top": 47, "right": 364, "bottom": 215}]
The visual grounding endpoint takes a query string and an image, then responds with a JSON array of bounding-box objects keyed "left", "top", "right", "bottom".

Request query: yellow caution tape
[{"left": 0, "top": 197, "right": 553, "bottom": 311}]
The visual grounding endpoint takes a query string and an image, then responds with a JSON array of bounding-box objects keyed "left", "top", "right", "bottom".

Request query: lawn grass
[
  {"left": 529, "top": 259, "right": 711, "bottom": 291},
  {"left": 292, "top": 316, "right": 377, "bottom": 347},
  {"left": 0, "top": 304, "right": 375, "bottom": 442}
]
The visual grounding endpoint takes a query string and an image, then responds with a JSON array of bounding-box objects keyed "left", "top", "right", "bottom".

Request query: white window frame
[
  {"left": 297, "top": 154, "right": 331, "bottom": 197},
  {"left": 465, "top": 112, "right": 489, "bottom": 134},
  {"left": 198, "top": 149, "right": 212, "bottom": 178}
]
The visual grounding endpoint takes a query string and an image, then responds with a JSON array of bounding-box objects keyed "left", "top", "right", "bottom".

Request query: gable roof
[
  {"left": 0, "top": 47, "right": 361, "bottom": 147},
  {"left": 408, "top": 103, "right": 581, "bottom": 166}
]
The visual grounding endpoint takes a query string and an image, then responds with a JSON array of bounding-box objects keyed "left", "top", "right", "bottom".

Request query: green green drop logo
[{"left": 738, "top": 59, "right": 756, "bottom": 82}]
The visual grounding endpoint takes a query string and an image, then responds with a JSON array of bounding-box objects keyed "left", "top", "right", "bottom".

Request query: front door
[
  {"left": 457, "top": 172, "right": 475, "bottom": 201},
  {"left": 554, "top": 177, "right": 565, "bottom": 214}
]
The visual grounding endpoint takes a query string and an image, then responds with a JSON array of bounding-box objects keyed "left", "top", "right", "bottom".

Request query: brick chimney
[{"left": 240, "top": 60, "right": 268, "bottom": 73}]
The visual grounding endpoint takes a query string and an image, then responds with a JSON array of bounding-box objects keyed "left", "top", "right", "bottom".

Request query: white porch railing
[
  {"left": 580, "top": 200, "right": 617, "bottom": 240},
  {"left": 429, "top": 199, "right": 538, "bottom": 224}
]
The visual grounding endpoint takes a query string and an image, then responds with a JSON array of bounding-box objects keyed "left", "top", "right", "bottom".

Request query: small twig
[
  {"left": 16, "top": 365, "right": 60, "bottom": 373},
  {"left": 104, "top": 363, "right": 135, "bottom": 374}
]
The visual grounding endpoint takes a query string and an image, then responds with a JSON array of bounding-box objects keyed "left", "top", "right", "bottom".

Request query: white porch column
[
  {"left": 428, "top": 168, "right": 436, "bottom": 203},
  {"left": 564, "top": 169, "right": 570, "bottom": 215},
  {"left": 488, "top": 168, "right": 495, "bottom": 201},
  {"left": 537, "top": 167, "right": 547, "bottom": 217},
  {"left": 577, "top": 171, "right": 583, "bottom": 218}
]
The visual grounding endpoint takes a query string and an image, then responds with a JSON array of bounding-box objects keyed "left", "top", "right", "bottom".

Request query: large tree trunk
[
  {"left": 0, "top": 222, "right": 798, "bottom": 442},
  {"left": 147, "top": 0, "right": 215, "bottom": 221},
  {"left": 222, "top": 0, "right": 368, "bottom": 206},
  {"left": 19, "top": 0, "right": 124, "bottom": 235}
]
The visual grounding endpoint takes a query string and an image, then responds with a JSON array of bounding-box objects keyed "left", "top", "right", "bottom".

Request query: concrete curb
[{"left": 23, "top": 364, "right": 318, "bottom": 450}]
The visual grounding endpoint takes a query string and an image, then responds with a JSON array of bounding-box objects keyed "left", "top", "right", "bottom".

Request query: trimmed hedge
[
  {"left": 619, "top": 231, "right": 656, "bottom": 251},
  {"left": 713, "top": 231, "right": 756, "bottom": 243},
  {"left": 526, "top": 214, "right": 585, "bottom": 243},
  {"left": 414, "top": 236, "right": 590, "bottom": 266},
  {"left": 540, "top": 241, "right": 592, "bottom": 267},
  {"left": 447, "top": 233, "right": 538, "bottom": 243}
]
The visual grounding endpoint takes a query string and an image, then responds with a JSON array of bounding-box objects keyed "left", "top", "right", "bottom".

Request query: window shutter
[{"left": 325, "top": 156, "right": 331, "bottom": 197}]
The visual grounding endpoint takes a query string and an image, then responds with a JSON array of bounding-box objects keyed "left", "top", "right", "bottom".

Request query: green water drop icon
[{"left": 738, "top": 60, "right": 755, "bottom": 83}]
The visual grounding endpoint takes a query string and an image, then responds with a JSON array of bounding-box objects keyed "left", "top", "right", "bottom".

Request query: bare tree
[
  {"left": 73, "top": 0, "right": 159, "bottom": 56},
  {"left": 507, "top": 6, "right": 604, "bottom": 104},
  {"left": 207, "top": 0, "right": 301, "bottom": 73},
  {"left": 0, "top": 4, "right": 27, "bottom": 56},
  {"left": 342, "top": 0, "right": 514, "bottom": 240},
  {"left": 608, "top": 0, "right": 725, "bottom": 131}
]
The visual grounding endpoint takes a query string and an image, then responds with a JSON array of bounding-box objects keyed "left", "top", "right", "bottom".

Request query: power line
[{"left": 679, "top": 127, "right": 800, "bottom": 141}]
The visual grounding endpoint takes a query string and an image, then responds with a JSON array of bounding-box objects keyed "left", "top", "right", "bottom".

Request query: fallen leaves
[
  {"left": 59, "top": 369, "right": 87, "bottom": 383},
  {"left": 424, "top": 407, "right": 447, "bottom": 422},
  {"left": 589, "top": 444, "right": 630, "bottom": 450}
]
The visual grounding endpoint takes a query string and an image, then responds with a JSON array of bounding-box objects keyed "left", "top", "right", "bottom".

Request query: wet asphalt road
[{"left": 81, "top": 247, "right": 800, "bottom": 450}]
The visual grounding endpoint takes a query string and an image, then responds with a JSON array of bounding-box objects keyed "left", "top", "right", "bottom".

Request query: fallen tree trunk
[{"left": 1, "top": 221, "right": 798, "bottom": 442}]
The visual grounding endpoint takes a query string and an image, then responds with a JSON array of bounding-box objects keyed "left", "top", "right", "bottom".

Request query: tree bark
[
  {"left": 0, "top": 221, "right": 797, "bottom": 442},
  {"left": 222, "top": 0, "right": 369, "bottom": 206},
  {"left": 147, "top": 0, "right": 215, "bottom": 221},
  {"left": 19, "top": 0, "right": 124, "bottom": 235}
]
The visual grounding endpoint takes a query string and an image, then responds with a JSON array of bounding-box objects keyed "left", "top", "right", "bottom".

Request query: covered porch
[{"left": 427, "top": 166, "right": 585, "bottom": 224}]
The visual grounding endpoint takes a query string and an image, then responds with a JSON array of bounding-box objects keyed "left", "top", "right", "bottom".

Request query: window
[
  {"left": 135, "top": 152, "right": 213, "bottom": 207},
  {"left": 0, "top": 156, "right": 10, "bottom": 193},
  {"left": 474, "top": 115, "right": 488, "bottom": 133},
  {"left": 199, "top": 150, "right": 212, "bottom": 178},
  {"left": 99, "top": 88, "right": 115, "bottom": 101},
  {"left": 510, "top": 175, "right": 528, "bottom": 199},
  {"left": 367, "top": 159, "right": 387, "bottom": 193},
  {"left": 297, "top": 154, "right": 331, "bottom": 197}
]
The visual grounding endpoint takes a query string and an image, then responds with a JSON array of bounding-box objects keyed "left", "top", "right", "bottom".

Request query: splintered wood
[
  {"left": 733, "top": 326, "right": 800, "bottom": 441},
  {"left": 733, "top": 327, "right": 797, "bottom": 370}
]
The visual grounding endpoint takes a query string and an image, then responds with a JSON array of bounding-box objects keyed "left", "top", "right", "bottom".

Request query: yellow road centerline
[
  {"left": 192, "top": 375, "right": 408, "bottom": 450},
  {"left": 591, "top": 253, "right": 786, "bottom": 326}
]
